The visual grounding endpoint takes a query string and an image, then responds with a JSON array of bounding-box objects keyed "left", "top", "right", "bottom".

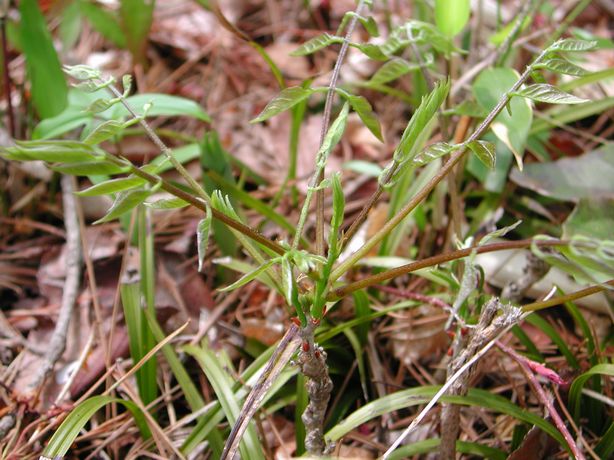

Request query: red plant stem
[
  {"left": 497, "top": 341, "right": 586, "bottom": 460},
  {"left": 331, "top": 238, "right": 566, "bottom": 299},
  {"left": 375, "top": 285, "right": 451, "bottom": 310}
]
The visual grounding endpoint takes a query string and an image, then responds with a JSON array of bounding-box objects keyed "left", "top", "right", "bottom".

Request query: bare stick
[
  {"left": 23, "top": 175, "right": 82, "bottom": 398},
  {"left": 383, "top": 300, "right": 524, "bottom": 458}
]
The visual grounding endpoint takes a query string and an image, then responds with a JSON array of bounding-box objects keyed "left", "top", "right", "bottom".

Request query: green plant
[{"left": 2, "top": 1, "right": 613, "bottom": 458}]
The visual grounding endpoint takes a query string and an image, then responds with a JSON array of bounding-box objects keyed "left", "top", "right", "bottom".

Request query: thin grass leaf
[
  {"left": 119, "top": 278, "right": 156, "bottom": 406},
  {"left": 142, "top": 308, "right": 204, "bottom": 411},
  {"left": 79, "top": 1, "right": 127, "bottom": 47},
  {"left": 595, "top": 421, "right": 614, "bottom": 459},
  {"left": 20, "top": 0, "right": 68, "bottom": 118},
  {"left": 42, "top": 396, "right": 150, "bottom": 458},
  {"left": 75, "top": 176, "right": 145, "bottom": 196},
  {"left": 290, "top": 33, "right": 340, "bottom": 56},
  {"left": 569, "top": 363, "right": 614, "bottom": 420},
  {"left": 251, "top": 87, "right": 315, "bottom": 123},
  {"left": 515, "top": 84, "right": 589, "bottom": 104},
  {"left": 120, "top": 0, "right": 154, "bottom": 66},
  {"left": 326, "top": 386, "right": 567, "bottom": 449},
  {"left": 387, "top": 439, "right": 506, "bottom": 460},
  {"left": 525, "top": 314, "right": 580, "bottom": 369},
  {"left": 94, "top": 189, "right": 152, "bottom": 224},
  {"left": 184, "top": 343, "right": 265, "bottom": 460}
]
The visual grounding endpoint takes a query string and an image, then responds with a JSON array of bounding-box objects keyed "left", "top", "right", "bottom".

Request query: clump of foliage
[{"left": 1, "top": 0, "right": 613, "bottom": 459}]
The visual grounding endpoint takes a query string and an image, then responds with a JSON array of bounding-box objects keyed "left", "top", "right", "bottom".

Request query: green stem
[
  {"left": 330, "top": 239, "right": 566, "bottom": 300},
  {"left": 330, "top": 46, "right": 552, "bottom": 282},
  {"left": 522, "top": 280, "right": 614, "bottom": 312}
]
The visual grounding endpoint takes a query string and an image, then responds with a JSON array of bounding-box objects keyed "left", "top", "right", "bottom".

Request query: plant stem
[
  {"left": 104, "top": 154, "right": 286, "bottom": 255},
  {"left": 498, "top": 341, "right": 586, "bottom": 460},
  {"left": 330, "top": 238, "right": 565, "bottom": 299},
  {"left": 107, "top": 84, "right": 211, "bottom": 203},
  {"left": 330, "top": 46, "right": 552, "bottom": 282},
  {"left": 313, "top": 0, "right": 366, "bottom": 255},
  {"left": 522, "top": 280, "right": 614, "bottom": 312}
]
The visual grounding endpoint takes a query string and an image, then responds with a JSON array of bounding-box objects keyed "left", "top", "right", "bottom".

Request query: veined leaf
[
  {"left": 251, "top": 87, "right": 314, "bottom": 123},
  {"left": 435, "top": 0, "right": 470, "bottom": 37},
  {"left": 219, "top": 260, "right": 276, "bottom": 292},
  {"left": 412, "top": 142, "right": 455, "bottom": 166},
  {"left": 316, "top": 103, "right": 350, "bottom": 167},
  {"left": 197, "top": 205, "right": 212, "bottom": 272},
  {"left": 75, "top": 176, "right": 145, "bottom": 196},
  {"left": 467, "top": 140, "right": 496, "bottom": 169},
  {"left": 290, "top": 33, "right": 340, "bottom": 56},
  {"left": 42, "top": 395, "right": 150, "bottom": 458},
  {"left": 536, "top": 58, "right": 588, "bottom": 76},
  {"left": 515, "top": 84, "right": 589, "bottom": 104},
  {"left": 344, "top": 94, "right": 383, "bottom": 141},
  {"left": 145, "top": 197, "right": 189, "bottom": 209},
  {"left": 368, "top": 58, "right": 423, "bottom": 86},
  {"left": 94, "top": 188, "right": 152, "bottom": 224},
  {"left": 83, "top": 120, "right": 126, "bottom": 144},
  {"left": 350, "top": 42, "right": 389, "bottom": 60},
  {"left": 339, "top": 12, "right": 379, "bottom": 37},
  {"left": 548, "top": 38, "right": 598, "bottom": 52},
  {"left": 51, "top": 161, "right": 130, "bottom": 176},
  {"left": 330, "top": 172, "right": 344, "bottom": 253},
  {"left": 394, "top": 79, "right": 450, "bottom": 164},
  {"left": 87, "top": 97, "right": 117, "bottom": 114}
]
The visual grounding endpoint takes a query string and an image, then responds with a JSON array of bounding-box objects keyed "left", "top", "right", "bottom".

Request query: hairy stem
[{"left": 312, "top": 0, "right": 366, "bottom": 255}]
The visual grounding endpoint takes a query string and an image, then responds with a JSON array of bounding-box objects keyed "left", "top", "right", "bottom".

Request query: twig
[
  {"left": 298, "top": 322, "right": 334, "bottom": 455},
  {"left": 383, "top": 299, "right": 524, "bottom": 458},
  {"left": 330, "top": 44, "right": 553, "bottom": 282},
  {"left": 522, "top": 280, "right": 614, "bottom": 312},
  {"left": 313, "top": 0, "right": 366, "bottom": 255},
  {"left": 330, "top": 238, "right": 566, "bottom": 299},
  {"left": 497, "top": 341, "right": 586, "bottom": 460},
  {"left": 22, "top": 175, "right": 82, "bottom": 399}
]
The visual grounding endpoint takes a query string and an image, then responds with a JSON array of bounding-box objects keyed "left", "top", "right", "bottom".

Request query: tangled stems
[{"left": 329, "top": 45, "right": 554, "bottom": 283}]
